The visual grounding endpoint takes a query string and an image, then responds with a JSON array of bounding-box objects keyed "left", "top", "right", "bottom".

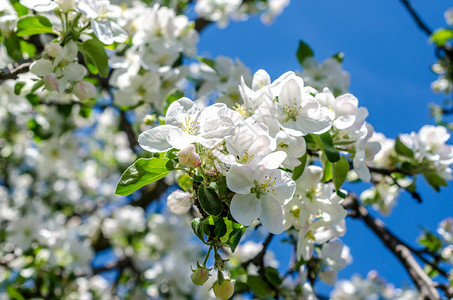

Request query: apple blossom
[
  {"left": 226, "top": 155, "right": 296, "bottom": 234},
  {"left": 77, "top": 0, "right": 128, "bottom": 45}
]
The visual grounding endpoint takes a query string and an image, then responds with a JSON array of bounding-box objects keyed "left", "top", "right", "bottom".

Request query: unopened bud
[
  {"left": 73, "top": 81, "right": 97, "bottom": 100},
  {"left": 143, "top": 114, "right": 157, "bottom": 125},
  {"left": 213, "top": 279, "right": 235, "bottom": 300},
  {"left": 45, "top": 43, "right": 63, "bottom": 58},
  {"left": 43, "top": 73, "right": 59, "bottom": 91},
  {"left": 167, "top": 190, "right": 191, "bottom": 215},
  {"left": 191, "top": 266, "right": 210, "bottom": 286},
  {"left": 178, "top": 144, "right": 201, "bottom": 168},
  {"left": 56, "top": 0, "right": 76, "bottom": 12}
]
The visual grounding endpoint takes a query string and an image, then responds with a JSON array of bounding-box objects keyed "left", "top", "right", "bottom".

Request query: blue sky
[{"left": 197, "top": 0, "right": 453, "bottom": 294}]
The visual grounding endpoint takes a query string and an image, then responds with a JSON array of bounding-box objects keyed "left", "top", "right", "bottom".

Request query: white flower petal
[
  {"left": 165, "top": 97, "right": 200, "bottom": 127},
  {"left": 257, "top": 151, "right": 287, "bottom": 169},
  {"left": 230, "top": 193, "right": 262, "bottom": 226},
  {"left": 92, "top": 20, "right": 128, "bottom": 45},
  {"left": 226, "top": 165, "right": 254, "bottom": 194},
  {"left": 138, "top": 125, "right": 174, "bottom": 153},
  {"left": 260, "top": 196, "right": 284, "bottom": 234},
  {"left": 20, "top": 0, "right": 57, "bottom": 11}
]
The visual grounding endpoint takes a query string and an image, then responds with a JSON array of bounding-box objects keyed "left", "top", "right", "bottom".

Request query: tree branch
[
  {"left": 0, "top": 59, "right": 33, "bottom": 83},
  {"left": 346, "top": 196, "right": 441, "bottom": 300},
  {"left": 397, "top": 0, "right": 432, "bottom": 36}
]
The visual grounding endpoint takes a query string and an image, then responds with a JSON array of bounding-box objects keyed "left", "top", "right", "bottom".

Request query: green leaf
[
  {"left": 20, "top": 40, "right": 36, "bottom": 57},
  {"left": 418, "top": 231, "right": 442, "bottom": 253},
  {"left": 191, "top": 218, "right": 206, "bottom": 243},
  {"left": 225, "top": 226, "right": 245, "bottom": 252},
  {"left": 198, "top": 185, "right": 223, "bottom": 216},
  {"left": 14, "top": 82, "right": 26, "bottom": 95},
  {"left": 214, "top": 219, "right": 227, "bottom": 238},
  {"left": 16, "top": 15, "right": 54, "bottom": 37},
  {"left": 430, "top": 28, "right": 453, "bottom": 47},
  {"left": 247, "top": 275, "right": 272, "bottom": 298},
  {"left": 177, "top": 173, "right": 193, "bottom": 192},
  {"left": 11, "top": 0, "right": 29, "bottom": 17},
  {"left": 320, "top": 153, "right": 333, "bottom": 182},
  {"left": 394, "top": 137, "right": 414, "bottom": 158},
  {"left": 7, "top": 285, "right": 25, "bottom": 300},
  {"left": 265, "top": 267, "right": 282, "bottom": 288},
  {"left": 296, "top": 40, "right": 314, "bottom": 65},
  {"left": 315, "top": 132, "right": 340, "bottom": 163},
  {"left": 333, "top": 157, "right": 349, "bottom": 193},
  {"left": 292, "top": 153, "right": 307, "bottom": 180},
  {"left": 4, "top": 35, "right": 23, "bottom": 61},
  {"left": 78, "top": 39, "right": 109, "bottom": 77},
  {"left": 332, "top": 52, "right": 344, "bottom": 63},
  {"left": 115, "top": 158, "right": 170, "bottom": 196},
  {"left": 423, "top": 171, "right": 448, "bottom": 192},
  {"left": 197, "top": 57, "right": 216, "bottom": 70}
]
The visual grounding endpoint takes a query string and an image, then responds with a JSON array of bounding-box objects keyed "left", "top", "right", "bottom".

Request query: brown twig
[{"left": 0, "top": 59, "right": 33, "bottom": 83}]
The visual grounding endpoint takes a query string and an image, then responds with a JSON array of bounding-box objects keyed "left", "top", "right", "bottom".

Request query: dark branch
[
  {"left": 0, "top": 59, "right": 33, "bottom": 83},
  {"left": 346, "top": 196, "right": 440, "bottom": 299},
  {"left": 397, "top": 0, "right": 432, "bottom": 36}
]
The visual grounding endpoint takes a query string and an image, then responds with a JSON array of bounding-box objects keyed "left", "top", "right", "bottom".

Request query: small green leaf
[
  {"left": 395, "top": 137, "right": 414, "bottom": 158},
  {"left": 214, "top": 219, "right": 227, "bottom": 238},
  {"left": 315, "top": 132, "right": 340, "bottom": 163},
  {"left": 333, "top": 157, "right": 349, "bottom": 192},
  {"left": 226, "top": 227, "right": 245, "bottom": 252},
  {"left": 296, "top": 40, "right": 314, "bottom": 66},
  {"left": 332, "top": 52, "right": 344, "bottom": 63},
  {"left": 292, "top": 153, "right": 307, "bottom": 180},
  {"left": 4, "top": 35, "right": 23, "bottom": 61},
  {"left": 16, "top": 15, "right": 54, "bottom": 37},
  {"left": 177, "top": 173, "right": 193, "bottom": 192},
  {"left": 320, "top": 153, "right": 333, "bottom": 182},
  {"left": 418, "top": 231, "right": 442, "bottom": 253},
  {"left": 265, "top": 267, "right": 282, "bottom": 288},
  {"left": 115, "top": 158, "right": 170, "bottom": 196},
  {"left": 14, "top": 82, "right": 26, "bottom": 95},
  {"left": 423, "top": 171, "right": 448, "bottom": 192},
  {"left": 247, "top": 275, "right": 272, "bottom": 298},
  {"left": 197, "top": 57, "right": 216, "bottom": 70},
  {"left": 430, "top": 28, "right": 453, "bottom": 47},
  {"left": 198, "top": 185, "right": 223, "bottom": 216},
  {"left": 78, "top": 38, "right": 109, "bottom": 77},
  {"left": 7, "top": 285, "right": 25, "bottom": 300},
  {"left": 191, "top": 218, "right": 206, "bottom": 243},
  {"left": 11, "top": 0, "right": 29, "bottom": 17}
]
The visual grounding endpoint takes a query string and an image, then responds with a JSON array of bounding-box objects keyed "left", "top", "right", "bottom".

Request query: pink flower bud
[
  {"left": 191, "top": 266, "right": 210, "bottom": 286},
  {"left": 213, "top": 279, "right": 235, "bottom": 300},
  {"left": 73, "top": 81, "right": 97, "bottom": 100},
  {"left": 45, "top": 43, "right": 62, "bottom": 58},
  {"left": 43, "top": 73, "right": 59, "bottom": 91},
  {"left": 178, "top": 144, "right": 201, "bottom": 168}
]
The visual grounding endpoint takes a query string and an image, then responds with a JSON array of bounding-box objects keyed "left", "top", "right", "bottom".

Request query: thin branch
[
  {"left": 346, "top": 196, "right": 441, "bottom": 300},
  {"left": 0, "top": 59, "right": 33, "bottom": 83},
  {"left": 397, "top": 0, "right": 432, "bottom": 36},
  {"left": 241, "top": 233, "right": 274, "bottom": 270}
]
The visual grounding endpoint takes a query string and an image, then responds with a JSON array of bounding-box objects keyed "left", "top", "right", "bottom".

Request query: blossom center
[
  {"left": 250, "top": 176, "right": 277, "bottom": 199},
  {"left": 179, "top": 116, "right": 199, "bottom": 135},
  {"left": 283, "top": 98, "right": 302, "bottom": 122}
]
